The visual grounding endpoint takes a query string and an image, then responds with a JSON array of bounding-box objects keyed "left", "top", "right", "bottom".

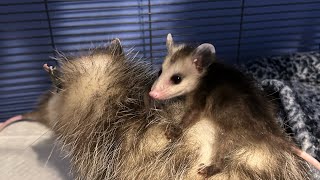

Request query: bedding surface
[
  {"left": 0, "top": 121, "right": 72, "bottom": 180},
  {"left": 243, "top": 51, "right": 320, "bottom": 178}
]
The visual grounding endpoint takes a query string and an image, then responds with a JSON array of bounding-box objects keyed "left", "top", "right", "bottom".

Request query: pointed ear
[
  {"left": 192, "top": 43, "right": 216, "bottom": 71},
  {"left": 166, "top": 33, "right": 174, "bottom": 52},
  {"left": 109, "top": 38, "right": 123, "bottom": 56}
]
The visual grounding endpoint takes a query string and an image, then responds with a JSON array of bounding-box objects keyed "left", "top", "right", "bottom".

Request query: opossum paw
[
  {"left": 43, "top": 64, "right": 56, "bottom": 74},
  {"left": 197, "top": 164, "right": 220, "bottom": 178},
  {"left": 43, "top": 64, "right": 50, "bottom": 72},
  {"left": 165, "top": 124, "right": 182, "bottom": 140}
]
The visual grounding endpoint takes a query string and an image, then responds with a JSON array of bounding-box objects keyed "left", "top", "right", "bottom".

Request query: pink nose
[{"left": 149, "top": 91, "right": 160, "bottom": 99}]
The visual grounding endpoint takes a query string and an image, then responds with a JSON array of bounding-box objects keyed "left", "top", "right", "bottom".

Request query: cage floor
[{"left": 0, "top": 121, "right": 72, "bottom": 180}]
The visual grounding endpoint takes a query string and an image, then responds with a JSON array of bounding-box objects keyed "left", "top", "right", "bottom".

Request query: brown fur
[
  {"left": 160, "top": 41, "right": 311, "bottom": 179},
  {"left": 24, "top": 40, "right": 311, "bottom": 179}
]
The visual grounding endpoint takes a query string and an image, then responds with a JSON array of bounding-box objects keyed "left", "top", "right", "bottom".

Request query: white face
[
  {"left": 149, "top": 34, "right": 215, "bottom": 100},
  {"left": 149, "top": 57, "right": 201, "bottom": 100}
]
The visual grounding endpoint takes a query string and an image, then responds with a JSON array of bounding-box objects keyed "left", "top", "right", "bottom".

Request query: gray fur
[{"left": 27, "top": 42, "right": 313, "bottom": 179}]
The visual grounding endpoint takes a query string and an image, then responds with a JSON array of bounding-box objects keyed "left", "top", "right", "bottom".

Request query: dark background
[{"left": 1, "top": 0, "right": 320, "bottom": 121}]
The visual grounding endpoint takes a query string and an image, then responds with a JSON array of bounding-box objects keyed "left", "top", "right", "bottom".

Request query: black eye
[
  {"left": 158, "top": 69, "right": 162, "bottom": 77},
  {"left": 171, "top": 74, "right": 182, "bottom": 84}
]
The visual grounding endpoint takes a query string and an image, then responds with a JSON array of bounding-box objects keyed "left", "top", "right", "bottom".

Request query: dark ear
[
  {"left": 109, "top": 38, "right": 123, "bottom": 56},
  {"left": 166, "top": 33, "right": 174, "bottom": 53},
  {"left": 192, "top": 43, "right": 216, "bottom": 71}
]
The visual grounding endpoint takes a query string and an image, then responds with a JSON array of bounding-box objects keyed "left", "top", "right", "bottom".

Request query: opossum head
[{"left": 149, "top": 34, "right": 216, "bottom": 100}]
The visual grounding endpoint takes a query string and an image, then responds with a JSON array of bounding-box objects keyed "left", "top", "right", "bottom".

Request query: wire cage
[{"left": 1, "top": 0, "right": 320, "bottom": 121}]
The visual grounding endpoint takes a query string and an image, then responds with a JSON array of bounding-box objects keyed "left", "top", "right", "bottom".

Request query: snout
[
  {"left": 149, "top": 91, "right": 161, "bottom": 99},
  {"left": 149, "top": 90, "right": 168, "bottom": 100}
]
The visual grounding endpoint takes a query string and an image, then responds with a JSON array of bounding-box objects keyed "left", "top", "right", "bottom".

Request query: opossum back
[{"left": 48, "top": 47, "right": 197, "bottom": 179}]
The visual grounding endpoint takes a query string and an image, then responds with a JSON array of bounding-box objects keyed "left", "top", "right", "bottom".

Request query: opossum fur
[
  {"left": 150, "top": 35, "right": 312, "bottom": 179},
  {"left": 24, "top": 39, "right": 311, "bottom": 180}
]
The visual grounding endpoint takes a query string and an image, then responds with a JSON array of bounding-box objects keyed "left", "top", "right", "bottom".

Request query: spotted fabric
[{"left": 243, "top": 52, "right": 320, "bottom": 178}]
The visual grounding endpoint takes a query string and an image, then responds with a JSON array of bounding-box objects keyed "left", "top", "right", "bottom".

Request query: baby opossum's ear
[
  {"left": 166, "top": 33, "right": 174, "bottom": 53},
  {"left": 192, "top": 43, "right": 216, "bottom": 71},
  {"left": 109, "top": 38, "right": 124, "bottom": 56}
]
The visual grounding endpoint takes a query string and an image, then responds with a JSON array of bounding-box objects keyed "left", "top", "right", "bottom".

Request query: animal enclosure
[{"left": 1, "top": 0, "right": 320, "bottom": 124}]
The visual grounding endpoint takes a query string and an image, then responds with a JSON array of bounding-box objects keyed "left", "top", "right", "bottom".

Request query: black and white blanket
[{"left": 243, "top": 52, "right": 320, "bottom": 178}]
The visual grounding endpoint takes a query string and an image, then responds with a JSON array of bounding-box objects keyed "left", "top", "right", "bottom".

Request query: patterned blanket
[{"left": 243, "top": 52, "right": 320, "bottom": 178}]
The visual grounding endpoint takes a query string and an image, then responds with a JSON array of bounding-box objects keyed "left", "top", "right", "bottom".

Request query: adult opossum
[
  {"left": 2, "top": 38, "right": 315, "bottom": 179},
  {"left": 3, "top": 39, "right": 199, "bottom": 179}
]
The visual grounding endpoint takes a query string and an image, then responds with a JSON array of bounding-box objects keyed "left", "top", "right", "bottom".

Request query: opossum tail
[
  {"left": 0, "top": 111, "right": 39, "bottom": 132},
  {"left": 292, "top": 146, "right": 320, "bottom": 171},
  {"left": 0, "top": 90, "right": 53, "bottom": 132}
]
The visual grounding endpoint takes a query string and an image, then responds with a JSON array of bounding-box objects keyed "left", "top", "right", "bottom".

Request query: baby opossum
[
  {"left": 0, "top": 62, "right": 62, "bottom": 131},
  {"left": 0, "top": 67, "right": 56, "bottom": 131},
  {"left": 149, "top": 34, "right": 319, "bottom": 179},
  {"left": 1, "top": 38, "right": 317, "bottom": 180}
]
